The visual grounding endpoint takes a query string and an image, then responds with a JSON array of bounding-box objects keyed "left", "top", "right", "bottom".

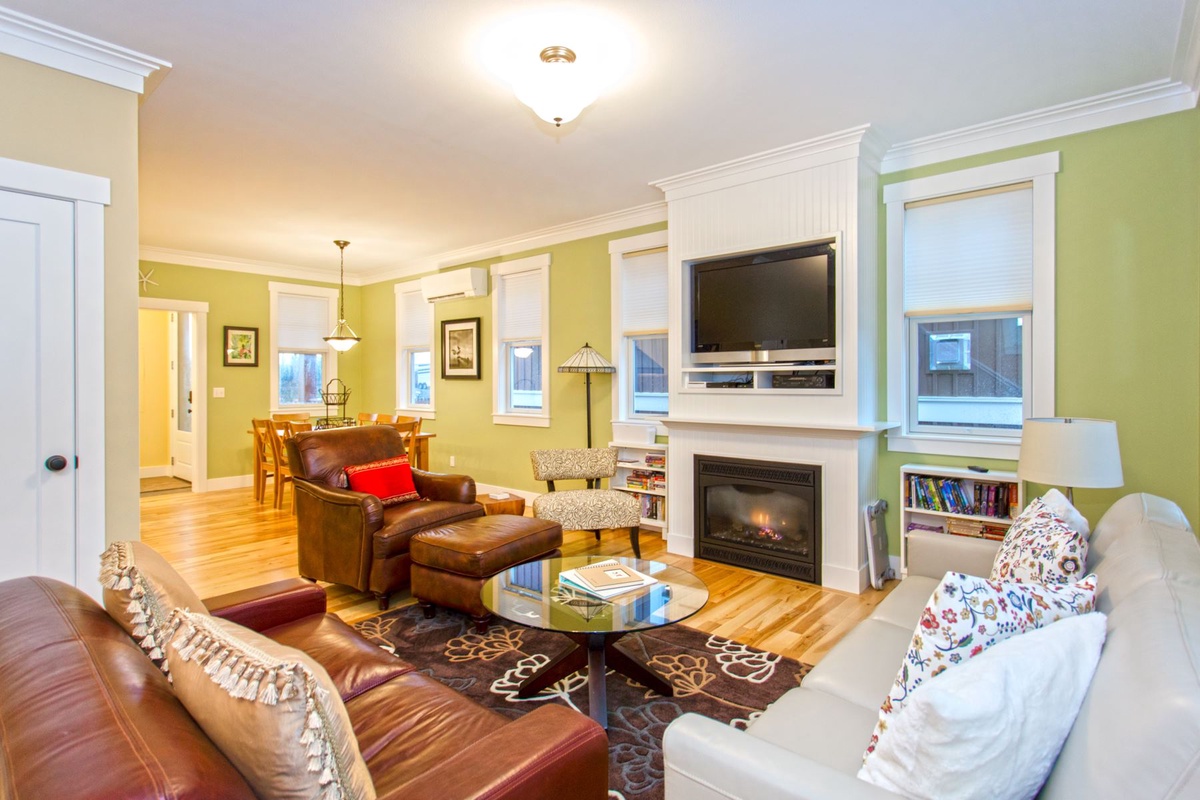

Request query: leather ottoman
[{"left": 411, "top": 515, "right": 562, "bottom": 632}]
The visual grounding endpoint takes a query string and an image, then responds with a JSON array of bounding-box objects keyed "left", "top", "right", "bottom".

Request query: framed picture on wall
[
  {"left": 441, "top": 317, "right": 481, "bottom": 379},
  {"left": 223, "top": 325, "right": 259, "bottom": 367}
]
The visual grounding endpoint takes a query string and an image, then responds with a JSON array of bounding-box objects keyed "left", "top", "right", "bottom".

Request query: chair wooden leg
[
  {"left": 629, "top": 526, "right": 641, "bottom": 559},
  {"left": 471, "top": 613, "right": 492, "bottom": 634},
  {"left": 593, "top": 530, "right": 601, "bottom": 542}
]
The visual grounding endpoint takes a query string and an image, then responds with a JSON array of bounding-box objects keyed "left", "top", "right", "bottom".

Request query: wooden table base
[{"left": 515, "top": 630, "right": 673, "bottom": 728}]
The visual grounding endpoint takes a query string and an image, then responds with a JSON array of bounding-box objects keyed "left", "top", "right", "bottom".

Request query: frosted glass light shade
[
  {"left": 1018, "top": 418, "right": 1123, "bottom": 489},
  {"left": 512, "top": 59, "right": 598, "bottom": 126},
  {"left": 324, "top": 320, "right": 360, "bottom": 352}
]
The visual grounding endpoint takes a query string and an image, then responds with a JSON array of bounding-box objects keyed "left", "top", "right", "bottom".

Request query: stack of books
[
  {"left": 559, "top": 559, "right": 658, "bottom": 599},
  {"left": 644, "top": 453, "right": 666, "bottom": 469},
  {"left": 946, "top": 518, "right": 1010, "bottom": 541},
  {"left": 625, "top": 470, "right": 666, "bottom": 490}
]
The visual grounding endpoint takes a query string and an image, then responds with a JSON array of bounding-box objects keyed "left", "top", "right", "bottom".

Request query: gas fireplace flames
[{"left": 752, "top": 513, "right": 784, "bottom": 541}]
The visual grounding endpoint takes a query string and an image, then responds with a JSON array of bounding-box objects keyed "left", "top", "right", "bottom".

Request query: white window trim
[
  {"left": 610, "top": 230, "right": 669, "bottom": 434},
  {"left": 268, "top": 281, "right": 339, "bottom": 413},
  {"left": 884, "top": 152, "right": 1059, "bottom": 460},
  {"left": 491, "top": 253, "right": 551, "bottom": 427},
  {"left": 394, "top": 281, "right": 435, "bottom": 419}
]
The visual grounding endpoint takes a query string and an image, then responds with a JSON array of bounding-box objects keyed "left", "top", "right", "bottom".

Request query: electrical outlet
[
  {"left": 212, "top": 387, "right": 225, "bottom": 398},
  {"left": 449, "top": 456, "right": 456, "bottom": 467}
]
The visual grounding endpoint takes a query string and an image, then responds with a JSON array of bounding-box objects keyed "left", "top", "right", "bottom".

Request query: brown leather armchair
[{"left": 286, "top": 425, "right": 484, "bottom": 609}]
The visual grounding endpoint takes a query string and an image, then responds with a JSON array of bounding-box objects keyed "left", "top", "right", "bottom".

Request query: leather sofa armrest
[
  {"left": 412, "top": 469, "right": 477, "bottom": 505},
  {"left": 295, "top": 479, "right": 385, "bottom": 526},
  {"left": 905, "top": 529, "right": 1001, "bottom": 580},
  {"left": 663, "top": 713, "right": 903, "bottom": 800},
  {"left": 203, "top": 578, "right": 328, "bottom": 632},
  {"left": 380, "top": 705, "right": 608, "bottom": 800}
]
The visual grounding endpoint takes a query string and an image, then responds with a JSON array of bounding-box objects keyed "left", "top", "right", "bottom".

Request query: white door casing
[{"left": 168, "top": 312, "right": 195, "bottom": 482}]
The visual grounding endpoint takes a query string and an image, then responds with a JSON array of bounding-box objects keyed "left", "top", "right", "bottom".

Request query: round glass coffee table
[{"left": 481, "top": 555, "right": 709, "bottom": 729}]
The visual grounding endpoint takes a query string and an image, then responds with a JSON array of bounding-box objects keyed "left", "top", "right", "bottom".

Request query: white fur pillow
[{"left": 858, "top": 612, "right": 1107, "bottom": 800}]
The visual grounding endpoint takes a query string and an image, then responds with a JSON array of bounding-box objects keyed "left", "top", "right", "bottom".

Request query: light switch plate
[{"left": 213, "top": 387, "right": 225, "bottom": 398}]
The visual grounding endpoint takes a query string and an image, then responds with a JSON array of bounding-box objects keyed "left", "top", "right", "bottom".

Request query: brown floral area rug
[{"left": 355, "top": 604, "right": 812, "bottom": 800}]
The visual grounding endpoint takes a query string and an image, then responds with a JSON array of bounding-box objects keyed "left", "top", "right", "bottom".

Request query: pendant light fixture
[{"left": 324, "top": 239, "right": 361, "bottom": 352}]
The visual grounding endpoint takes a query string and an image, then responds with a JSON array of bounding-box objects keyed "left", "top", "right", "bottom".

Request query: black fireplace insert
[{"left": 694, "top": 455, "right": 821, "bottom": 583}]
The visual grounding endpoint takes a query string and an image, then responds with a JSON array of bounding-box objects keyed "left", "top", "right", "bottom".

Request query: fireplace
[{"left": 694, "top": 455, "right": 821, "bottom": 583}]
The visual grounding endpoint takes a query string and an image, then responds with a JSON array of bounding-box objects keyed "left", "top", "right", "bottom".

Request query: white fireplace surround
[{"left": 652, "top": 126, "right": 893, "bottom": 594}]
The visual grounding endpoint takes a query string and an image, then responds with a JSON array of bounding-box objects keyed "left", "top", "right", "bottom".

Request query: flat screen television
[{"left": 691, "top": 241, "right": 836, "bottom": 365}]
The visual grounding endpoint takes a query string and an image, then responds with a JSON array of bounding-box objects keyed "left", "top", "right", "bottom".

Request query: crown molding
[
  {"left": 651, "top": 124, "right": 881, "bottom": 200},
  {"left": 356, "top": 201, "right": 667, "bottom": 285},
  {"left": 881, "top": 79, "right": 1198, "bottom": 173},
  {"left": 139, "top": 246, "right": 347, "bottom": 285},
  {"left": 0, "top": 7, "right": 170, "bottom": 94}
]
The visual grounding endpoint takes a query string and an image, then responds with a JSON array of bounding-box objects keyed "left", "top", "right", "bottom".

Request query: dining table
[{"left": 250, "top": 424, "right": 436, "bottom": 470}]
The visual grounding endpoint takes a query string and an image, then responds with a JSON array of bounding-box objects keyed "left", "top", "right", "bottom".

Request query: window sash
[
  {"left": 505, "top": 340, "right": 542, "bottom": 412},
  {"left": 628, "top": 334, "right": 668, "bottom": 418},
  {"left": 405, "top": 348, "right": 431, "bottom": 408}
]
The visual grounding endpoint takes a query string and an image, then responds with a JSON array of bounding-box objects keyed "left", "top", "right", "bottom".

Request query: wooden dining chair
[
  {"left": 250, "top": 418, "right": 278, "bottom": 504},
  {"left": 356, "top": 412, "right": 377, "bottom": 425},
  {"left": 271, "top": 412, "right": 311, "bottom": 423},
  {"left": 377, "top": 418, "right": 422, "bottom": 463},
  {"left": 282, "top": 420, "right": 312, "bottom": 436},
  {"left": 374, "top": 413, "right": 395, "bottom": 424}
]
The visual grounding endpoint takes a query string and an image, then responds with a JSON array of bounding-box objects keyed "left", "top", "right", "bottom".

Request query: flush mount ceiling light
[
  {"left": 478, "top": 8, "right": 634, "bottom": 128},
  {"left": 512, "top": 45, "right": 598, "bottom": 127},
  {"left": 324, "top": 239, "right": 361, "bottom": 352}
]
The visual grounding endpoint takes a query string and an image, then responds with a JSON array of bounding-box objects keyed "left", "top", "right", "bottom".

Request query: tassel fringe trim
[
  {"left": 99, "top": 542, "right": 173, "bottom": 680},
  {"left": 167, "top": 610, "right": 351, "bottom": 799}
]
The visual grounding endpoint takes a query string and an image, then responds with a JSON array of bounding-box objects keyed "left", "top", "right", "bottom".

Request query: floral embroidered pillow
[
  {"left": 862, "top": 571, "right": 1097, "bottom": 763},
  {"left": 992, "top": 497, "right": 1088, "bottom": 584}
]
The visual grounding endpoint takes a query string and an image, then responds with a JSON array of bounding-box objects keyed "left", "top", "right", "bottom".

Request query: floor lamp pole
[{"left": 584, "top": 372, "right": 593, "bottom": 449}]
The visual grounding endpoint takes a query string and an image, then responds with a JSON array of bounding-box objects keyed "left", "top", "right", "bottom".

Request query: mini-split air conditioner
[{"left": 419, "top": 267, "right": 489, "bottom": 303}]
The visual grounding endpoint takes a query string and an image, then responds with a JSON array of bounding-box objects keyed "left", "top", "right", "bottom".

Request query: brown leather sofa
[
  {"left": 0, "top": 574, "right": 609, "bottom": 799},
  {"left": 287, "top": 425, "right": 485, "bottom": 609}
]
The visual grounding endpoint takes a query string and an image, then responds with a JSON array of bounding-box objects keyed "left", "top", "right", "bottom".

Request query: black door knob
[{"left": 45, "top": 455, "right": 68, "bottom": 472}]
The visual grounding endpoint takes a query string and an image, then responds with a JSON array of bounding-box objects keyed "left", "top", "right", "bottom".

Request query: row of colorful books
[
  {"left": 624, "top": 470, "right": 666, "bottom": 491},
  {"left": 906, "top": 475, "right": 1016, "bottom": 520},
  {"left": 906, "top": 519, "right": 1010, "bottom": 541},
  {"left": 640, "top": 494, "right": 664, "bottom": 521},
  {"left": 643, "top": 453, "right": 666, "bottom": 469}
]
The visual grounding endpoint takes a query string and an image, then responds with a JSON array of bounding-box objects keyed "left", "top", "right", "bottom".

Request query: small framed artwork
[
  {"left": 223, "top": 326, "right": 259, "bottom": 367},
  {"left": 441, "top": 317, "right": 481, "bottom": 379}
]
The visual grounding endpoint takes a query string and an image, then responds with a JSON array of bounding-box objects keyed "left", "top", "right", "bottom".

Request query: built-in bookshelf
[
  {"left": 611, "top": 442, "right": 668, "bottom": 531},
  {"left": 899, "top": 463, "right": 1023, "bottom": 575}
]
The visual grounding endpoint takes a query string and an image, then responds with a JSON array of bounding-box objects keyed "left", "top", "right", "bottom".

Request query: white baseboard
[
  {"left": 205, "top": 474, "right": 255, "bottom": 492},
  {"left": 139, "top": 465, "right": 171, "bottom": 479}
]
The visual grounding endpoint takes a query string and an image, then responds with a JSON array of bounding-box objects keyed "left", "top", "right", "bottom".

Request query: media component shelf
[
  {"left": 610, "top": 442, "right": 668, "bottom": 531},
  {"left": 681, "top": 363, "right": 838, "bottom": 393},
  {"left": 899, "top": 463, "right": 1023, "bottom": 575}
]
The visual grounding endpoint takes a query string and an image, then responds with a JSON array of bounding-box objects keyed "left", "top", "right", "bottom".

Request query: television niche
[{"left": 691, "top": 240, "right": 836, "bottom": 366}]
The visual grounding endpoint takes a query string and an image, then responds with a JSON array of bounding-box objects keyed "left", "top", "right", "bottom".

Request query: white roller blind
[
  {"left": 499, "top": 269, "right": 542, "bottom": 340},
  {"left": 397, "top": 288, "right": 431, "bottom": 348},
  {"left": 277, "top": 293, "right": 331, "bottom": 350},
  {"left": 904, "top": 184, "right": 1033, "bottom": 316},
  {"left": 621, "top": 249, "right": 668, "bottom": 332}
]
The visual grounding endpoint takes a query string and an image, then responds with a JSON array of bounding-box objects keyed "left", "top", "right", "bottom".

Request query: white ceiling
[{"left": 6, "top": 1, "right": 1199, "bottom": 280}]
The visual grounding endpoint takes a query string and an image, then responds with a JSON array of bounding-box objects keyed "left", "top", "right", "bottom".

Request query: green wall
[
  {"left": 138, "top": 261, "right": 362, "bottom": 479},
  {"left": 357, "top": 222, "right": 667, "bottom": 492},
  {"left": 876, "top": 106, "right": 1200, "bottom": 547}
]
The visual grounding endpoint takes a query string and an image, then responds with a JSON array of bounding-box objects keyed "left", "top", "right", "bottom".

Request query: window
[
  {"left": 610, "top": 231, "right": 669, "bottom": 426},
  {"left": 395, "top": 283, "right": 434, "bottom": 415},
  {"left": 885, "top": 153, "right": 1058, "bottom": 459},
  {"left": 491, "top": 253, "right": 550, "bottom": 426},
  {"left": 269, "top": 282, "right": 339, "bottom": 412}
]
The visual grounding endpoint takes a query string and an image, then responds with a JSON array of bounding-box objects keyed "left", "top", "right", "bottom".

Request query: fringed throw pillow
[
  {"left": 862, "top": 570, "right": 1097, "bottom": 766},
  {"left": 344, "top": 456, "right": 420, "bottom": 507},
  {"left": 100, "top": 540, "right": 208, "bottom": 677},
  {"left": 165, "top": 609, "right": 376, "bottom": 800}
]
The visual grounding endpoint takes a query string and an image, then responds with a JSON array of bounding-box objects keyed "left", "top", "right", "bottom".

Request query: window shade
[
  {"left": 621, "top": 249, "right": 668, "bottom": 332},
  {"left": 499, "top": 270, "right": 542, "bottom": 340},
  {"left": 397, "top": 288, "right": 431, "bottom": 348},
  {"left": 903, "top": 185, "right": 1033, "bottom": 316},
  {"left": 277, "top": 294, "right": 331, "bottom": 350}
]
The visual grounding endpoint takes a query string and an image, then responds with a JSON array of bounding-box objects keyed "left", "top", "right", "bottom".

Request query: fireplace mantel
[{"left": 664, "top": 417, "right": 897, "bottom": 437}]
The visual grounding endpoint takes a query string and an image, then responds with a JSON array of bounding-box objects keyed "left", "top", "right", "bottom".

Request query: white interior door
[
  {"left": 169, "top": 311, "right": 196, "bottom": 482},
  {"left": 0, "top": 189, "right": 78, "bottom": 584}
]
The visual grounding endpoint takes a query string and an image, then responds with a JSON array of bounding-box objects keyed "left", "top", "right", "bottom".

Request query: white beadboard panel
[{"left": 664, "top": 419, "right": 882, "bottom": 594}]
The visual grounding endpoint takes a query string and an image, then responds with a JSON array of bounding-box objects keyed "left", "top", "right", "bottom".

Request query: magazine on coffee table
[{"left": 559, "top": 559, "right": 657, "bottom": 599}]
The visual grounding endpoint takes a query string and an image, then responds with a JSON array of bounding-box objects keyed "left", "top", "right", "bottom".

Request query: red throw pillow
[{"left": 344, "top": 456, "right": 420, "bottom": 506}]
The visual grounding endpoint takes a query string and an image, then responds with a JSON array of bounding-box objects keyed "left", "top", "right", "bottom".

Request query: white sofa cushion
[
  {"left": 800, "top": 620, "right": 915, "bottom": 711},
  {"left": 747, "top": 688, "right": 883, "bottom": 774},
  {"left": 864, "top": 571, "right": 1097, "bottom": 761},
  {"left": 858, "top": 612, "right": 1107, "bottom": 800}
]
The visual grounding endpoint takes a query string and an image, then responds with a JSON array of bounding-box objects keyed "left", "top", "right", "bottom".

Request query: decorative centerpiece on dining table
[{"left": 315, "top": 378, "right": 354, "bottom": 429}]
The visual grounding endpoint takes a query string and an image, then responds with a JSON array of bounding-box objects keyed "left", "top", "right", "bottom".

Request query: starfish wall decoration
[{"left": 138, "top": 268, "right": 158, "bottom": 294}]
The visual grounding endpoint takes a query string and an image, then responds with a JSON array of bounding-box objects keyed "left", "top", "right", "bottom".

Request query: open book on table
[{"left": 558, "top": 559, "right": 658, "bottom": 599}]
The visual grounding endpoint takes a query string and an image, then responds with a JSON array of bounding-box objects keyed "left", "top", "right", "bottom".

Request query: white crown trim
[
  {"left": 139, "top": 246, "right": 349, "bottom": 285},
  {"left": 0, "top": 7, "right": 170, "bottom": 94},
  {"left": 881, "top": 79, "right": 1198, "bottom": 173},
  {"left": 356, "top": 201, "right": 667, "bottom": 285}
]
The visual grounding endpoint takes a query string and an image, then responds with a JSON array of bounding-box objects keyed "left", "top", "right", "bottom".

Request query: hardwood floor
[{"left": 140, "top": 486, "right": 896, "bottom": 665}]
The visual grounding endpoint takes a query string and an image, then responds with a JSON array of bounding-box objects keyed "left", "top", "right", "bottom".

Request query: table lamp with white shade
[{"left": 1017, "top": 417, "right": 1124, "bottom": 504}]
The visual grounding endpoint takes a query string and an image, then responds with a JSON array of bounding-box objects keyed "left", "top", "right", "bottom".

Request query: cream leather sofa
[{"left": 664, "top": 494, "right": 1200, "bottom": 799}]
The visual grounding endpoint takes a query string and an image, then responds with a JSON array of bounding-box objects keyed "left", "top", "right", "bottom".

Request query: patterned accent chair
[{"left": 530, "top": 448, "right": 642, "bottom": 557}]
